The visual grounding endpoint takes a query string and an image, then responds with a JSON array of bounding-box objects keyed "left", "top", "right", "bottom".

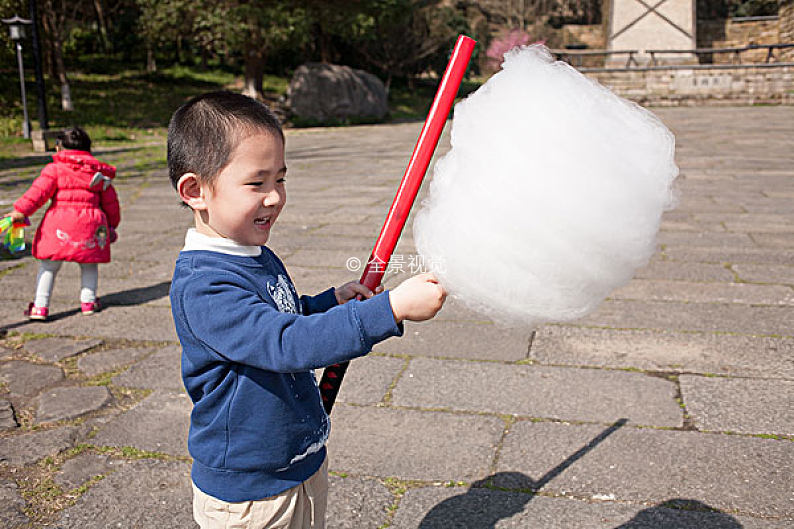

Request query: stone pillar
[{"left": 606, "top": 0, "right": 697, "bottom": 65}]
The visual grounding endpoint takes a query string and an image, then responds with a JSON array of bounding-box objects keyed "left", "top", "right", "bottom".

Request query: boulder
[{"left": 288, "top": 63, "right": 388, "bottom": 123}]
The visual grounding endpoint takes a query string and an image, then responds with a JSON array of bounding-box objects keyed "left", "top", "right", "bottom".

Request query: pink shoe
[
  {"left": 81, "top": 300, "right": 101, "bottom": 315},
  {"left": 25, "top": 302, "right": 48, "bottom": 321}
]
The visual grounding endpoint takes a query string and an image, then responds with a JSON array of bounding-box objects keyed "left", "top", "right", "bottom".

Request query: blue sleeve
[
  {"left": 300, "top": 288, "right": 338, "bottom": 315},
  {"left": 180, "top": 273, "right": 401, "bottom": 373}
]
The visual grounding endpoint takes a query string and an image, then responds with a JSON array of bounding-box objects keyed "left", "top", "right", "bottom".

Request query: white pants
[{"left": 34, "top": 259, "right": 98, "bottom": 308}]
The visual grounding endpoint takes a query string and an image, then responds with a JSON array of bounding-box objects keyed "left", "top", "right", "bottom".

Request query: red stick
[{"left": 320, "top": 35, "right": 477, "bottom": 413}]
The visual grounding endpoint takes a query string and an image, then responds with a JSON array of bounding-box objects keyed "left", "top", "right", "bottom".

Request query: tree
[
  {"left": 136, "top": 0, "right": 194, "bottom": 72},
  {"left": 189, "top": 1, "right": 309, "bottom": 99},
  {"left": 350, "top": 0, "right": 468, "bottom": 92},
  {"left": 40, "top": 0, "right": 77, "bottom": 111}
]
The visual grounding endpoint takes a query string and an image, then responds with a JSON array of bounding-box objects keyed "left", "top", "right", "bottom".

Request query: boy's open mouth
[{"left": 254, "top": 217, "right": 271, "bottom": 227}]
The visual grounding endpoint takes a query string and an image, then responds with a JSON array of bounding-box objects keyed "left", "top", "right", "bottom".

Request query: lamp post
[{"left": 2, "top": 15, "right": 33, "bottom": 139}]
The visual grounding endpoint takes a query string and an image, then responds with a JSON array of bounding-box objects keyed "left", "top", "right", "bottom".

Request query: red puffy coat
[{"left": 14, "top": 150, "right": 121, "bottom": 263}]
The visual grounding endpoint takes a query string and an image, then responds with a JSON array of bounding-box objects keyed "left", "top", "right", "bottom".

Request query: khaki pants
[{"left": 192, "top": 458, "right": 328, "bottom": 529}]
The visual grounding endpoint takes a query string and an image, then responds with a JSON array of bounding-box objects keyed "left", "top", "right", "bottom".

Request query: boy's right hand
[{"left": 389, "top": 272, "right": 447, "bottom": 323}]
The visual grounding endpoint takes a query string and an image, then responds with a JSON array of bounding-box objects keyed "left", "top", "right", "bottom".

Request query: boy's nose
[{"left": 263, "top": 190, "right": 282, "bottom": 206}]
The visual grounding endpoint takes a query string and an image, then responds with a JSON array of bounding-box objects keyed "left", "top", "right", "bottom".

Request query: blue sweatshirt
[{"left": 170, "top": 230, "right": 402, "bottom": 502}]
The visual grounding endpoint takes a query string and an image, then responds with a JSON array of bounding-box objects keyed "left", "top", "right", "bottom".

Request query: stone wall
[
  {"left": 586, "top": 65, "right": 794, "bottom": 105},
  {"left": 699, "top": 17, "right": 781, "bottom": 63},
  {"left": 781, "top": 0, "right": 794, "bottom": 60},
  {"left": 562, "top": 24, "right": 605, "bottom": 48}
]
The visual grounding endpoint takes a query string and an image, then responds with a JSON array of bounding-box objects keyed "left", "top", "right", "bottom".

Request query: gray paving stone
[
  {"left": 278, "top": 211, "right": 370, "bottom": 226},
  {"left": 267, "top": 231, "right": 374, "bottom": 252},
  {"left": 529, "top": 326, "right": 794, "bottom": 379},
  {"left": 392, "top": 358, "right": 680, "bottom": 427},
  {"left": 0, "top": 345, "right": 15, "bottom": 359},
  {"left": 2, "top": 107, "right": 793, "bottom": 527},
  {"left": 0, "top": 425, "right": 83, "bottom": 466},
  {"left": 729, "top": 221, "right": 794, "bottom": 233},
  {"left": 610, "top": 279, "right": 794, "bottom": 306},
  {"left": 331, "top": 354, "right": 405, "bottom": 405},
  {"left": 657, "top": 231, "right": 756, "bottom": 247},
  {"left": 578, "top": 299, "right": 793, "bottom": 336},
  {"left": 55, "top": 459, "right": 195, "bottom": 529},
  {"left": 373, "top": 320, "right": 531, "bottom": 362},
  {"left": 327, "top": 475, "right": 393, "bottom": 529},
  {"left": 54, "top": 453, "right": 123, "bottom": 490},
  {"left": 732, "top": 263, "right": 794, "bottom": 285},
  {"left": 91, "top": 390, "right": 190, "bottom": 456},
  {"left": 311, "top": 221, "right": 398, "bottom": 239},
  {"left": 680, "top": 376, "right": 794, "bottom": 436},
  {"left": 696, "top": 213, "right": 794, "bottom": 225},
  {"left": 36, "top": 385, "right": 111, "bottom": 423},
  {"left": 391, "top": 486, "right": 789, "bottom": 529},
  {"left": 283, "top": 248, "right": 369, "bottom": 270},
  {"left": 0, "top": 480, "right": 29, "bottom": 528},
  {"left": 327, "top": 404, "right": 503, "bottom": 482},
  {"left": 0, "top": 360, "right": 64, "bottom": 398},
  {"left": 23, "top": 337, "right": 103, "bottom": 362},
  {"left": 112, "top": 345, "right": 183, "bottom": 391},
  {"left": 77, "top": 346, "right": 154, "bottom": 377},
  {"left": 664, "top": 247, "right": 794, "bottom": 266},
  {"left": 750, "top": 232, "right": 794, "bottom": 248},
  {"left": 633, "top": 260, "right": 737, "bottom": 282},
  {"left": 0, "top": 399, "right": 17, "bottom": 429},
  {"left": 495, "top": 421, "right": 793, "bottom": 518}
]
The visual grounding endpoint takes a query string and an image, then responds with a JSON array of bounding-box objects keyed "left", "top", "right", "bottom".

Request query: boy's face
[{"left": 198, "top": 132, "right": 287, "bottom": 246}]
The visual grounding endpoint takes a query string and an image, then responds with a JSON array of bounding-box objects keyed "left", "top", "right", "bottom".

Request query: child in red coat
[{"left": 5, "top": 127, "right": 121, "bottom": 320}]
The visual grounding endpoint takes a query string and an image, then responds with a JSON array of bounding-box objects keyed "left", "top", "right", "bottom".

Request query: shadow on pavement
[
  {"left": 417, "top": 418, "right": 741, "bottom": 528},
  {"left": 0, "top": 281, "right": 171, "bottom": 333},
  {"left": 101, "top": 281, "right": 171, "bottom": 306},
  {"left": 615, "top": 499, "right": 743, "bottom": 528}
]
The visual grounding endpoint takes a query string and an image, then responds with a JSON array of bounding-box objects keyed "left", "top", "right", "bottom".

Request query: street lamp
[{"left": 2, "top": 15, "right": 33, "bottom": 139}]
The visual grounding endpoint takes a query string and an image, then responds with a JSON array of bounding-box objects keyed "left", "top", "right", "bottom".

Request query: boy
[{"left": 168, "top": 91, "right": 446, "bottom": 529}]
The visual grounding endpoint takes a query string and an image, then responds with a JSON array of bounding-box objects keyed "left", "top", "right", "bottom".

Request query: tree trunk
[
  {"left": 242, "top": 44, "right": 266, "bottom": 99},
  {"left": 147, "top": 45, "right": 157, "bottom": 73},
  {"left": 384, "top": 72, "right": 392, "bottom": 95},
  {"left": 53, "top": 37, "right": 73, "bottom": 111},
  {"left": 92, "top": 0, "right": 110, "bottom": 52}
]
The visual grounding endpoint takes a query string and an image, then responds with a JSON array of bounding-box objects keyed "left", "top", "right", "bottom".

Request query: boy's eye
[
  {"left": 277, "top": 177, "right": 286, "bottom": 184},
  {"left": 246, "top": 182, "right": 263, "bottom": 187}
]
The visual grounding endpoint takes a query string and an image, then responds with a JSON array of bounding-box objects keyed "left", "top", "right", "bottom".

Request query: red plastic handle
[
  {"left": 320, "top": 35, "right": 476, "bottom": 414},
  {"left": 359, "top": 35, "right": 477, "bottom": 291}
]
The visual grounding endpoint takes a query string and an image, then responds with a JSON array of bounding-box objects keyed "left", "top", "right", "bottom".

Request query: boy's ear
[{"left": 177, "top": 173, "right": 207, "bottom": 210}]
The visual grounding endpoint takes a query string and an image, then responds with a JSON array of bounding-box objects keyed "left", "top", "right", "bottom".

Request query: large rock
[{"left": 288, "top": 63, "right": 388, "bottom": 122}]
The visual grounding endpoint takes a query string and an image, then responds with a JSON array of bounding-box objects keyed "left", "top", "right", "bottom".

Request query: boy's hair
[
  {"left": 57, "top": 127, "right": 91, "bottom": 152},
  {"left": 167, "top": 91, "right": 284, "bottom": 190}
]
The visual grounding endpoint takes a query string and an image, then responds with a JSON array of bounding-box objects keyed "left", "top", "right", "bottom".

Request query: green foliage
[
  {"left": 729, "top": 0, "right": 779, "bottom": 17},
  {"left": 698, "top": 0, "right": 780, "bottom": 18},
  {"left": 1, "top": 65, "right": 235, "bottom": 144},
  {"left": 343, "top": 0, "right": 471, "bottom": 84}
]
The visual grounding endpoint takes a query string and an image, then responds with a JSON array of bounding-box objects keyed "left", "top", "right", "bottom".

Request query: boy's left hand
[{"left": 334, "top": 281, "right": 384, "bottom": 305}]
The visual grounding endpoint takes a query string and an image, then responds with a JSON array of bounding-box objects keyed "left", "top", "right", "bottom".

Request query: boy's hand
[
  {"left": 389, "top": 272, "right": 447, "bottom": 323},
  {"left": 334, "top": 281, "right": 384, "bottom": 305}
]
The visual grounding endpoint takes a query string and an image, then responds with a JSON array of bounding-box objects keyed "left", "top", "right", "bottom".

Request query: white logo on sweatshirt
[{"left": 267, "top": 274, "right": 301, "bottom": 314}]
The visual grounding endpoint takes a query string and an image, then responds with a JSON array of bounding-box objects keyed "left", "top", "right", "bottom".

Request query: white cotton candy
[{"left": 413, "top": 45, "right": 678, "bottom": 328}]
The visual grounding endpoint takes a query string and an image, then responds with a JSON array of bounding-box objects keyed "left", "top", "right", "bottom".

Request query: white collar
[{"left": 182, "top": 228, "right": 262, "bottom": 256}]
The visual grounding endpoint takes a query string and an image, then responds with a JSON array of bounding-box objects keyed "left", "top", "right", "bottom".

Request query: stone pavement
[{"left": 0, "top": 106, "right": 791, "bottom": 528}]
